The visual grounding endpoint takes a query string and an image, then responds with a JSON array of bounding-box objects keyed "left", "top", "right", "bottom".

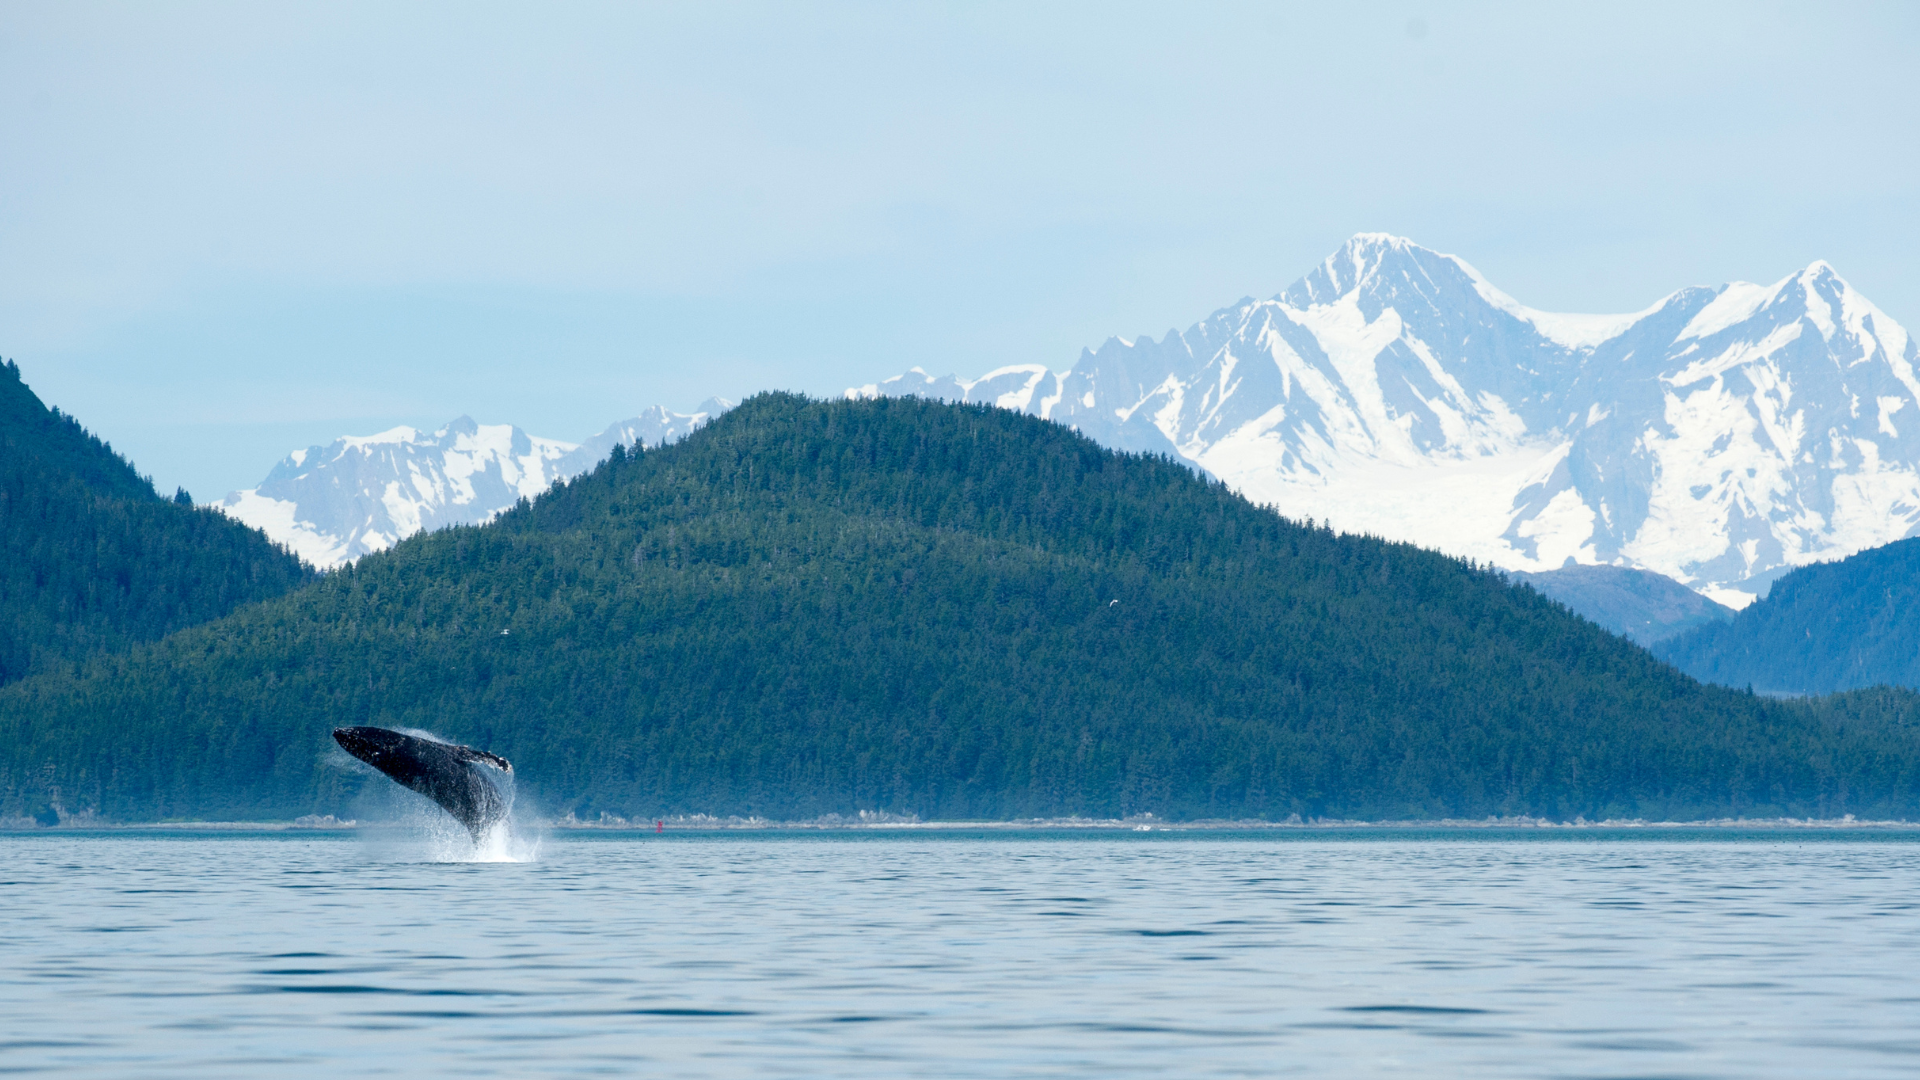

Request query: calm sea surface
[{"left": 4, "top": 828, "right": 1919, "bottom": 1078}]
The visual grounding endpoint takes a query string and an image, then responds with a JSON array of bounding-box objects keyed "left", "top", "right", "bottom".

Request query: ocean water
[{"left": 4, "top": 829, "right": 1920, "bottom": 1078}]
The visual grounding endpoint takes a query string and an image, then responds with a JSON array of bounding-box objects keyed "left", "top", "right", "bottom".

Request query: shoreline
[{"left": 6, "top": 814, "right": 1919, "bottom": 833}]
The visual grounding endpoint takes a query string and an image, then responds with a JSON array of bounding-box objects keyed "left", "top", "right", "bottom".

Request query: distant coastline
[{"left": 11, "top": 815, "right": 1920, "bottom": 832}]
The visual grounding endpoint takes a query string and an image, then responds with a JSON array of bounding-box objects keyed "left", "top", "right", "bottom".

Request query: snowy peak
[
  {"left": 220, "top": 417, "right": 577, "bottom": 568},
  {"left": 221, "top": 400, "right": 735, "bottom": 569},
  {"left": 1676, "top": 262, "right": 1903, "bottom": 356},
  {"left": 555, "top": 398, "right": 735, "bottom": 477},
  {"left": 850, "top": 233, "right": 1920, "bottom": 606},
  {"left": 1280, "top": 233, "right": 1460, "bottom": 309}
]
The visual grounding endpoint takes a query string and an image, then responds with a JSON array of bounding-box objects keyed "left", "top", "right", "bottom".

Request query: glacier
[
  {"left": 220, "top": 400, "right": 732, "bottom": 568},
  {"left": 849, "top": 234, "right": 1920, "bottom": 607}
]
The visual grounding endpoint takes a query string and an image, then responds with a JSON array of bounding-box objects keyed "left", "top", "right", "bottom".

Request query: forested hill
[
  {"left": 1657, "top": 538, "right": 1920, "bottom": 695},
  {"left": 5, "top": 393, "right": 1919, "bottom": 824},
  {"left": 0, "top": 359, "right": 316, "bottom": 685}
]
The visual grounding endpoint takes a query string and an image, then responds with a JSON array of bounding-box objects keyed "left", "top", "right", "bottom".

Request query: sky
[{"left": 2, "top": 1, "right": 1917, "bottom": 500}]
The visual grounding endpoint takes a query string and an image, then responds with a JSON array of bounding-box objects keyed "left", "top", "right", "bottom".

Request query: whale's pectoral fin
[{"left": 451, "top": 745, "right": 512, "bottom": 773}]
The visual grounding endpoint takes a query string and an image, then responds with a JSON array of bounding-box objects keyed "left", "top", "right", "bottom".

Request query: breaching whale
[{"left": 332, "top": 726, "right": 512, "bottom": 841}]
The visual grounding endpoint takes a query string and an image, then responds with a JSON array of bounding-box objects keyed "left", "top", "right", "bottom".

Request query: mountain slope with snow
[
  {"left": 220, "top": 399, "right": 732, "bottom": 567},
  {"left": 851, "top": 235, "right": 1920, "bottom": 605}
]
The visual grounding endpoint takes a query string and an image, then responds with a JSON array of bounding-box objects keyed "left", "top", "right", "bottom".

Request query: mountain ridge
[
  {"left": 218, "top": 398, "right": 733, "bottom": 567},
  {"left": 851, "top": 235, "right": 1920, "bottom": 608},
  {"left": 1510, "top": 564, "right": 1733, "bottom": 645}
]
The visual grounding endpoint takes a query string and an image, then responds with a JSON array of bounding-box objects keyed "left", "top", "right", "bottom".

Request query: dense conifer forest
[
  {"left": 5, "top": 393, "right": 1920, "bottom": 824},
  {"left": 1658, "top": 537, "right": 1920, "bottom": 695},
  {"left": 0, "top": 360, "right": 316, "bottom": 687}
]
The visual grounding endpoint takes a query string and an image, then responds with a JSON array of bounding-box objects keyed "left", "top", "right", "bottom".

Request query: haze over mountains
[{"left": 853, "top": 234, "right": 1920, "bottom": 608}]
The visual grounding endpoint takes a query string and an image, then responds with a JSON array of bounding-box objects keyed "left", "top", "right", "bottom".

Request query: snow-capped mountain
[
  {"left": 850, "top": 234, "right": 1919, "bottom": 607},
  {"left": 221, "top": 399, "right": 732, "bottom": 568}
]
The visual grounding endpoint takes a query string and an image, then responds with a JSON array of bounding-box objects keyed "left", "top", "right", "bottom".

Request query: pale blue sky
[{"left": 3, "top": 1, "right": 1917, "bottom": 499}]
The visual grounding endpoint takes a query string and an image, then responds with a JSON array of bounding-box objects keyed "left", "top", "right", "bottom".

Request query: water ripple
[{"left": 3, "top": 829, "right": 1920, "bottom": 1078}]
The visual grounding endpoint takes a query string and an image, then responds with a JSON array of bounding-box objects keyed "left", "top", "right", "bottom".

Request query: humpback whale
[{"left": 332, "top": 726, "right": 512, "bottom": 841}]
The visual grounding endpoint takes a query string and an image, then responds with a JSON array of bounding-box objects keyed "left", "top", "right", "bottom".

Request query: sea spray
[{"left": 423, "top": 768, "right": 542, "bottom": 863}]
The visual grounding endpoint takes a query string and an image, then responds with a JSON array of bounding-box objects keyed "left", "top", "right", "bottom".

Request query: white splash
[{"left": 423, "top": 814, "right": 542, "bottom": 864}]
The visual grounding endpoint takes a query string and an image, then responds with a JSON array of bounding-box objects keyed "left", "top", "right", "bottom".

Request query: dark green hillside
[
  {"left": 1657, "top": 538, "right": 1920, "bottom": 695},
  {"left": 0, "top": 359, "right": 317, "bottom": 685},
  {"left": 5, "top": 393, "right": 1919, "bottom": 823}
]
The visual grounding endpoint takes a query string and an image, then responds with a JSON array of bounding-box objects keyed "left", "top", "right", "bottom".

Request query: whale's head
[{"left": 333, "top": 725, "right": 411, "bottom": 770}]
